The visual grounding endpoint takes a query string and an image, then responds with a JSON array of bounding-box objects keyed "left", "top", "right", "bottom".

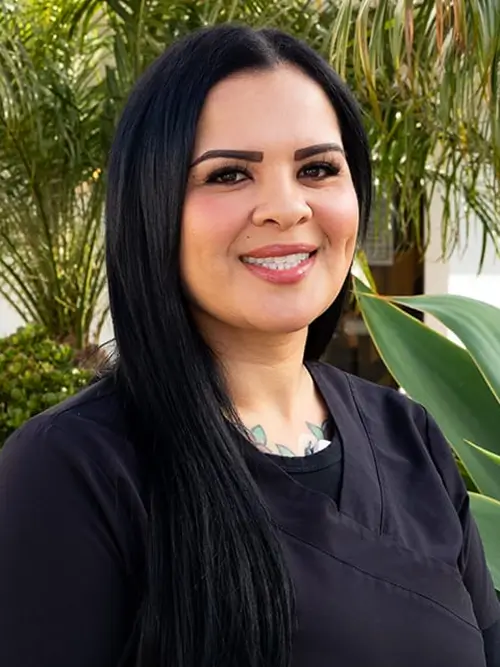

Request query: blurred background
[{"left": 0, "top": 0, "right": 499, "bottom": 440}]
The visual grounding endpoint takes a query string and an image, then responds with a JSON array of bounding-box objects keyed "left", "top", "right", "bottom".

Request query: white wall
[
  {"left": 0, "top": 299, "right": 23, "bottom": 338},
  {"left": 424, "top": 188, "right": 500, "bottom": 340},
  {"left": 448, "top": 221, "right": 500, "bottom": 308},
  {"left": 425, "top": 183, "right": 500, "bottom": 296},
  {"left": 0, "top": 295, "right": 114, "bottom": 345}
]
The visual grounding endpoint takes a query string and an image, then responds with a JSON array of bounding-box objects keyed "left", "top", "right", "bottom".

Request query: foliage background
[
  {"left": 0, "top": 325, "right": 93, "bottom": 443},
  {"left": 0, "top": 0, "right": 499, "bottom": 585},
  {"left": 0, "top": 0, "right": 499, "bottom": 349}
]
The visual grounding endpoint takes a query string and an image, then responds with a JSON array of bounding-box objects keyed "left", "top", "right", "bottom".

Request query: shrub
[{"left": 0, "top": 325, "right": 93, "bottom": 445}]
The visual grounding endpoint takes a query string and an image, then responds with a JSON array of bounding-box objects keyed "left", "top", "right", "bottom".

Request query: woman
[{"left": 0, "top": 24, "right": 498, "bottom": 667}]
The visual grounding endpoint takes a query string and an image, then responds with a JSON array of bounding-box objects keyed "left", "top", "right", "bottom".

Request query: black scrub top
[{"left": 0, "top": 361, "right": 499, "bottom": 667}]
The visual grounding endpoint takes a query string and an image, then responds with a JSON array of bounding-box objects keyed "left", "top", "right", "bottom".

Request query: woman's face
[{"left": 181, "top": 65, "right": 359, "bottom": 338}]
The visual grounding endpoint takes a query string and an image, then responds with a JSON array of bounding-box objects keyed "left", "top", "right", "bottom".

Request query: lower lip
[{"left": 241, "top": 254, "right": 316, "bottom": 284}]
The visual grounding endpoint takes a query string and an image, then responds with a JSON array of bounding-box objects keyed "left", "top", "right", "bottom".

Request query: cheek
[
  {"left": 180, "top": 191, "right": 252, "bottom": 306},
  {"left": 319, "top": 187, "right": 359, "bottom": 244},
  {"left": 181, "top": 192, "right": 245, "bottom": 264}
]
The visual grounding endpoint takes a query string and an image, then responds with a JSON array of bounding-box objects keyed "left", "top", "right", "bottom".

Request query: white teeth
[{"left": 242, "top": 252, "right": 311, "bottom": 270}]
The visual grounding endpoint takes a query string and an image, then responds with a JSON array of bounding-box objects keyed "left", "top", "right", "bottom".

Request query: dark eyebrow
[
  {"left": 190, "top": 142, "right": 345, "bottom": 168},
  {"left": 190, "top": 150, "right": 263, "bottom": 167},
  {"left": 294, "top": 143, "right": 345, "bottom": 160}
]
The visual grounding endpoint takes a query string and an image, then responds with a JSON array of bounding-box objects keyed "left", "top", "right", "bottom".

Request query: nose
[{"left": 250, "top": 181, "right": 313, "bottom": 230}]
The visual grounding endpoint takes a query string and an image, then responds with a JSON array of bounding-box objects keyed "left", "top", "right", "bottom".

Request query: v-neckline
[
  {"left": 244, "top": 362, "right": 384, "bottom": 538},
  {"left": 306, "top": 362, "right": 384, "bottom": 533}
]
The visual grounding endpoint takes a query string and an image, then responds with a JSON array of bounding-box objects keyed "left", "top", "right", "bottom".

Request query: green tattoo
[
  {"left": 249, "top": 425, "right": 274, "bottom": 454},
  {"left": 248, "top": 418, "right": 331, "bottom": 457},
  {"left": 276, "top": 444, "right": 296, "bottom": 457},
  {"left": 250, "top": 425, "right": 267, "bottom": 445},
  {"left": 306, "top": 420, "right": 329, "bottom": 441}
]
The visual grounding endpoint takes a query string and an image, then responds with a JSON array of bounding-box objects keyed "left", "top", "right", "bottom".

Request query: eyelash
[
  {"left": 301, "top": 162, "right": 341, "bottom": 179},
  {"left": 205, "top": 166, "right": 252, "bottom": 184},
  {"left": 205, "top": 161, "right": 341, "bottom": 185}
]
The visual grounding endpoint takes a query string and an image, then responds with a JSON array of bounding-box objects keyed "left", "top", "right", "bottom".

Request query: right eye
[{"left": 205, "top": 167, "right": 250, "bottom": 185}]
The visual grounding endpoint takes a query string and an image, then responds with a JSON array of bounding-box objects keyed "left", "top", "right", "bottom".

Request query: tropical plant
[
  {"left": 1, "top": 0, "right": 498, "bottom": 347},
  {"left": 0, "top": 0, "right": 112, "bottom": 349},
  {"left": 67, "top": 0, "right": 500, "bottom": 259},
  {"left": 354, "top": 275, "right": 500, "bottom": 591},
  {"left": 0, "top": 324, "right": 93, "bottom": 445},
  {"left": 327, "top": 0, "right": 500, "bottom": 260}
]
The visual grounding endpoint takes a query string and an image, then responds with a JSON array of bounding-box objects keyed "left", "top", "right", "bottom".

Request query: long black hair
[{"left": 105, "top": 24, "right": 372, "bottom": 667}]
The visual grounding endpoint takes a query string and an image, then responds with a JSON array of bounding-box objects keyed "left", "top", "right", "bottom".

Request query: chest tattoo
[{"left": 249, "top": 419, "right": 330, "bottom": 457}]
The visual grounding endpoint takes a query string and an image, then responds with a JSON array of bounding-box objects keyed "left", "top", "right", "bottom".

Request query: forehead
[{"left": 193, "top": 65, "right": 342, "bottom": 153}]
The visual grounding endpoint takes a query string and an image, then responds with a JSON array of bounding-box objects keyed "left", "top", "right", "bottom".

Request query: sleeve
[
  {"left": 484, "top": 618, "right": 500, "bottom": 667},
  {"left": 0, "top": 417, "right": 133, "bottom": 667},
  {"left": 424, "top": 410, "right": 500, "bottom": 633}
]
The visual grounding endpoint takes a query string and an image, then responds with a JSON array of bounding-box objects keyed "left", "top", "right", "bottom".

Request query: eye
[
  {"left": 205, "top": 166, "right": 251, "bottom": 185},
  {"left": 299, "top": 161, "right": 341, "bottom": 180}
]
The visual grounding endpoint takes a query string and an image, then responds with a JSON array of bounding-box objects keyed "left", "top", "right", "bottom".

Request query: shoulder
[
  {"left": 0, "top": 375, "right": 145, "bottom": 510},
  {"left": 0, "top": 376, "right": 147, "bottom": 576},
  {"left": 309, "top": 360, "right": 425, "bottom": 427},
  {"left": 3, "top": 374, "right": 130, "bottom": 451},
  {"left": 309, "top": 361, "right": 459, "bottom": 495}
]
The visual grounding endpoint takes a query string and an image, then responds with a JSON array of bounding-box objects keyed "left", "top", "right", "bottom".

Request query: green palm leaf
[{"left": 0, "top": 0, "right": 110, "bottom": 348}]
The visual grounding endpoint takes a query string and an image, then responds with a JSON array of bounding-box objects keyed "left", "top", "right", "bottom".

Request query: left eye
[
  {"left": 205, "top": 167, "right": 250, "bottom": 184},
  {"left": 300, "top": 163, "right": 340, "bottom": 179}
]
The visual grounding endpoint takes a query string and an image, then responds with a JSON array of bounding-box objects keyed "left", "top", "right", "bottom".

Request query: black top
[
  {"left": 268, "top": 427, "right": 342, "bottom": 504},
  {"left": 0, "top": 361, "right": 499, "bottom": 667},
  {"left": 272, "top": 435, "right": 500, "bottom": 665}
]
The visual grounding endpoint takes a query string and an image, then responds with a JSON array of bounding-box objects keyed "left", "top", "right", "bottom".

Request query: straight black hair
[{"left": 105, "top": 24, "right": 372, "bottom": 667}]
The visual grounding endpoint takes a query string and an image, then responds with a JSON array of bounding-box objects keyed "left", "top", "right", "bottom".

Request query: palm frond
[
  {"left": 0, "top": 0, "right": 110, "bottom": 347},
  {"left": 1, "top": 0, "right": 498, "bottom": 347}
]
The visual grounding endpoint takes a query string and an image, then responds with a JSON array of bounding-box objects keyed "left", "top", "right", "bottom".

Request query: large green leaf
[
  {"left": 389, "top": 294, "right": 500, "bottom": 403},
  {"left": 354, "top": 279, "right": 500, "bottom": 500},
  {"left": 469, "top": 493, "right": 500, "bottom": 591}
]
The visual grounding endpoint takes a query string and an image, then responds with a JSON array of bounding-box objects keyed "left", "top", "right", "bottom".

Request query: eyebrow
[
  {"left": 190, "top": 149, "right": 263, "bottom": 167},
  {"left": 295, "top": 143, "right": 345, "bottom": 160},
  {"left": 190, "top": 142, "right": 345, "bottom": 167}
]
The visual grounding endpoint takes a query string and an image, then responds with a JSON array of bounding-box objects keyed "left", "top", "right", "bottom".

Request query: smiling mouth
[{"left": 241, "top": 251, "right": 316, "bottom": 271}]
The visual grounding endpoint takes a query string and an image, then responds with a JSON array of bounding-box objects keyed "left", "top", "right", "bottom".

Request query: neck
[{"left": 202, "top": 322, "right": 310, "bottom": 420}]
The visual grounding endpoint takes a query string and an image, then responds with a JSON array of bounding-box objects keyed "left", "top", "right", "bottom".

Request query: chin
[
  {"left": 247, "top": 309, "right": 323, "bottom": 335},
  {"left": 247, "top": 292, "right": 335, "bottom": 332}
]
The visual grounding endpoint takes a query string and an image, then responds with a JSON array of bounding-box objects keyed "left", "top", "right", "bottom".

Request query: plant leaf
[
  {"left": 464, "top": 440, "right": 500, "bottom": 467},
  {"left": 469, "top": 493, "right": 500, "bottom": 591},
  {"left": 354, "top": 278, "right": 500, "bottom": 501},
  {"left": 389, "top": 294, "right": 500, "bottom": 403}
]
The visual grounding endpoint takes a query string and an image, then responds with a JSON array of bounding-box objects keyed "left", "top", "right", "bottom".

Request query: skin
[{"left": 181, "top": 65, "right": 359, "bottom": 455}]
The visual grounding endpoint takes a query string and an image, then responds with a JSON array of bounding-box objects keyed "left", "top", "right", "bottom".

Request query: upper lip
[{"left": 241, "top": 243, "right": 318, "bottom": 258}]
